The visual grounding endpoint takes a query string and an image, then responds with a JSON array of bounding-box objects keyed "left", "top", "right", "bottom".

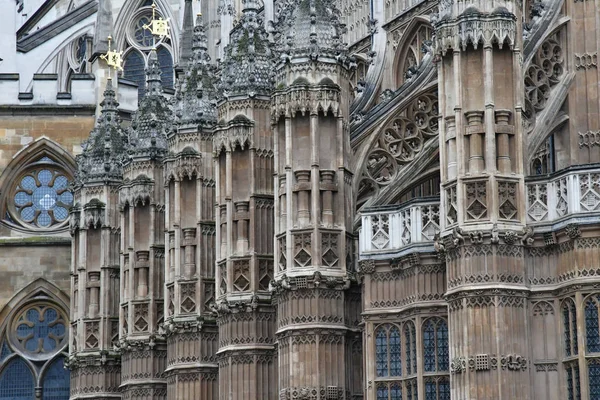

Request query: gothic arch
[
  {"left": 113, "top": 0, "right": 180, "bottom": 64},
  {"left": 0, "top": 138, "right": 76, "bottom": 233},
  {"left": 391, "top": 18, "right": 432, "bottom": 89}
]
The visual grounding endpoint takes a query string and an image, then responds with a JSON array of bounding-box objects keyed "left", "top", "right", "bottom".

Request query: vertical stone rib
[
  {"left": 68, "top": 78, "right": 125, "bottom": 399},
  {"left": 270, "top": 1, "right": 359, "bottom": 398},
  {"left": 164, "top": 13, "right": 219, "bottom": 399},
  {"left": 434, "top": 2, "right": 530, "bottom": 399}
]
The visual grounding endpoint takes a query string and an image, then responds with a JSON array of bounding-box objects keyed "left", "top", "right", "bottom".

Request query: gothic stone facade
[{"left": 0, "top": 0, "right": 599, "bottom": 399}]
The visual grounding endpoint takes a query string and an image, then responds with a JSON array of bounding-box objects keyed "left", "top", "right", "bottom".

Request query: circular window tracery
[
  {"left": 10, "top": 304, "right": 67, "bottom": 361},
  {"left": 12, "top": 168, "right": 73, "bottom": 229}
]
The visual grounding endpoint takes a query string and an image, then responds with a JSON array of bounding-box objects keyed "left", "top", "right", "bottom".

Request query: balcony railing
[
  {"left": 526, "top": 165, "right": 600, "bottom": 224},
  {"left": 359, "top": 197, "right": 440, "bottom": 256}
]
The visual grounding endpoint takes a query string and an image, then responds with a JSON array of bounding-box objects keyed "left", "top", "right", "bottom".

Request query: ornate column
[
  {"left": 118, "top": 49, "right": 170, "bottom": 400},
  {"left": 270, "top": 1, "right": 360, "bottom": 398},
  {"left": 214, "top": 1, "right": 276, "bottom": 398},
  {"left": 434, "top": 3, "right": 531, "bottom": 399},
  {"left": 68, "top": 78, "right": 124, "bottom": 399},
  {"left": 164, "top": 14, "right": 219, "bottom": 399}
]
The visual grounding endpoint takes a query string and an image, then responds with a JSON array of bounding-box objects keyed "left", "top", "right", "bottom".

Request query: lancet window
[
  {"left": 563, "top": 298, "right": 578, "bottom": 357},
  {"left": 423, "top": 317, "right": 449, "bottom": 372}
]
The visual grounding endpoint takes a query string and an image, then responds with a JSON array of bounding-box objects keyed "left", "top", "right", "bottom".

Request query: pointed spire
[
  {"left": 173, "top": 13, "right": 218, "bottom": 128},
  {"left": 146, "top": 48, "right": 163, "bottom": 96},
  {"left": 178, "top": 0, "right": 195, "bottom": 68},
  {"left": 75, "top": 78, "right": 127, "bottom": 186}
]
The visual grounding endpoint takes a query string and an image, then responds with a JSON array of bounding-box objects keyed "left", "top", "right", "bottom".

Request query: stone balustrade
[
  {"left": 359, "top": 197, "right": 440, "bottom": 256},
  {"left": 526, "top": 165, "right": 600, "bottom": 225}
]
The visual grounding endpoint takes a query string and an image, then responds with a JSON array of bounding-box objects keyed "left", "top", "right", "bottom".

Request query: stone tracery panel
[{"left": 357, "top": 92, "right": 439, "bottom": 208}]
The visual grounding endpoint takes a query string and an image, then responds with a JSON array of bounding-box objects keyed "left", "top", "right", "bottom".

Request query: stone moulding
[{"left": 434, "top": 12, "right": 517, "bottom": 55}]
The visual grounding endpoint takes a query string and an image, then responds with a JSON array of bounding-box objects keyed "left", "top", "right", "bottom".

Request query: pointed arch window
[
  {"left": 0, "top": 287, "right": 70, "bottom": 399},
  {"left": 563, "top": 298, "right": 578, "bottom": 357},
  {"left": 585, "top": 295, "right": 600, "bottom": 353},
  {"left": 424, "top": 377, "right": 450, "bottom": 400},
  {"left": 375, "top": 324, "right": 402, "bottom": 377},
  {"left": 404, "top": 321, "right": 417, "bottom": 375},
  {"left": 423, "top": 318, "right": 449, "bottom": 372},
  {"left": 0, "top": 142, "right": 75, "bottom": 232},
  {"left": 565, "top": 362, "right": 581, "bottom": 400},
  {"left": 120, "top": 2, "right": 175, "bottom": 101}
]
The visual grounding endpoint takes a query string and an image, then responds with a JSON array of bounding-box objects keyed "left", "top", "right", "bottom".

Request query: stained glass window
[
  {"left": 0, "top": 357, "right": 35, "bottom": 400},
  {"left": 589, "top": 363, "right": 600, "bottom": 398},
  {"left": 133, "top": 14, "right": 154, "bottom": 47},
  {"left": 157, "top": 46, "right": 174, "bottom": 90},
  {"left": 406, "top": 379, "right": 417, "bottom": 400},
  {"left": 377, "top": 384, "right": 388, "bottom": 400},
  {"left": 12, "top": 304, "right": 67, "bottom": 358},
  {"left": 405, "top": 321, "right": 416, "bottom": 375},
  {"left": 375, "top": 324, "right": 402, "bottom": 377},
  {"left": 390, "top": 382, "right": 402, "bottom": 400},
  {"left": 423, "top": 318, "right": 449, "bottom": 372},
  {"left": 425, "top": 381, "right": 437, "bottom": 400},
  {"left": 12, "top": 167, "right": 73, "bottom": 229},
  {"left": 42, "top": 357, "right": 69, "bottom": 400},
  {"left": 376, "top": 327, "right": 388, "bottom": 377},
  {"left": 586, "top": 297, "right": 600, "bottom": 353},
  {"left": 124, "top": 50, "right": 147, "bottom": 100},
  {"left": 563, "top": 299, "right": 578, "bottom": 357}
]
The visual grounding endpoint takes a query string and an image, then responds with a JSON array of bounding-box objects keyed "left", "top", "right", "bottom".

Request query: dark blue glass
[
  {"left": 124, "top": 50, "right": 147, "bottom": 100},
  {"left": 42, "top": 357, "right": 69, "bottom": 400},
  {"left": 377, "top": 385, "right": 388, "bottom": 400},
  {"left": 425, "top": 381, "right": 436, "bottom": 400},
  {"left": 389, "top": 326, "right": 401, "bottom": 376},
  {"left": 564, "top": 303, "right": 572, "bottom": 357},
  {"left": 572, "top": 302, "right": 578, "bottom": 355},
  {"left": 437, "top": 320, "right": 449, "bottom": 371},
  {"left": 157, "top": 47, "right": 174, "bottom": 89},
  {"left": 0, "top": 357, "right": 35, "bottom": 400},
  {"left": 567, "top": 365, "right": 574, "bottom": 400},
  {"left": 390, "top": 382, "right": 402, "bottom": 400},
  {"left": 405, "top": 322, "right": 413, "bottom": 374},
  {"left": 585, "top": 298, "right": 600, "bottom": 353},
  {"left": 0, "top": 342, "right": 11, "bottom": 363},
  {"left": 376, "top": 327, "right": 388, "bottom": 377},
  {"left": 575, "top": 364, "right": 581, "bottom": 400},
  {"left": 439, "top": 378, "right": 450, "bottom": 400},
  {"left": 589, "top": 363, "right": 600, "bottom": 399},
  {"left": 424, "top": 320, "right": 436, "bottom": 372}
]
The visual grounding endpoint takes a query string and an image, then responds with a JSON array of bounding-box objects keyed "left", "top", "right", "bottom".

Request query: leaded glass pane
[
  {"left": 13, "top": 305, "right": 67, "bottom": 358},
  {"left": 439, "top": 378, "right": 450, "bottom": 400},
  {"left": 42, "top": 357, "right": 69, "bottom": 400},
  {"left": 590, "top": 363, "right": 600, "bottom": 399},
  {"left": 424, "top": 320, "right": 436, "bottom": 372},
  {"left": 437, "top": 320, "right": 449, "bottom": 371},
  {"left": 575, "top": 364, "right": 581, "bottom": 400},
  {"left": 376, "top": 326, "right": 388, "bottom": 377},
  {"left": 157, "top": 46, "right": 174, "bottom": 90},
  {"left": 405, "top": 322, "right": 413, "bottom": 374},
  {"left": 567, "top": 365, "right": 574, "bottom": 400},
  {"left": 0, "top": 343, "right": 10, "bottom": 363},
  {"left": 0, "top": 357, "right": 35, "bottom": 400},
  {"left": 564, "top": 303, "right": 572, "bottom": 357},
  {"left": 13, "top": 168, "right": 73, "bottom": 228},
  {"left": 377, "top": 384, "right": 388, "bottom": 400},
  {"left": 389, "top": 326, "right": 401, "bottom": 376},
  {"left": 390, "top": 383, "right": 402, "bottom": 400},
  {"left": 124, "top": 50, "right": 147, "bottom": 100},
  {"left": 425, "top": 381, "right": 436, "bottom": 400},
  {"left": 134, "top": 15, "right": 154, "bottom": 47},
  {"left": 586, "top": 299, "right": 600, "bottom": 353},
  {"left": 571, "top": 303, "right": 578, "bottom": 355}
]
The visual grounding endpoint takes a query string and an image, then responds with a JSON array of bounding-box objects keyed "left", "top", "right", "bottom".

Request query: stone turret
[
  {"left": 214, "top": 1, "right": 277, "bottom": 398},
  {"left": 270, "top": 0, "right": 360, "bottom": 398},
  {"left": 118, "top": 48, "right": 171, "bottom": 400},
  {"left": 68, "top": 77, "right": 126, "bottom": 400},
  {"left": 163, "top": 13, "right": 219, "bottom": 399},
  {"left": 434, "top": 2, "right": 529, "bottom": 399}
]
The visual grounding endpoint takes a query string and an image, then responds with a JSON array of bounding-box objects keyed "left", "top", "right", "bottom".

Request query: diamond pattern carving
[
  {"left": 498, "top": 181, "right": 518, "bottom": 220},
  {"left": 466, "top": 182, "right": 487, "bottom": 220},
  {"left": 134, "top": 303, "right": 149, "bottom": 332},
  {"left": 233, "top": 260, "right": 250, "bottom": 292},
  {"left": 446, "top": 184, "right": 458, "bottom": 225},
  {"left": 579, "top": 173, "right": 600, "bottom": 211},
  {"left": 294, "top": 233, "right": 312, "bottom": 268},
  {"left": 180, "top": 282, "right": 196, "bottom": 313},
  {"left": 370, "top": 215, "right": 390, "bottom": 249},
  {"left": 321, "top": 233, "right": 339, "bottom": 268}
]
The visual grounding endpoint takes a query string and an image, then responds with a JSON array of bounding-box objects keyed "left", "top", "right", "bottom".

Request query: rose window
[
  {"left": 12, "top": 168, "right": 73, "bottom": 229},
  {"left": 11, "top": 304, "right": 67, "bottom": 360}
]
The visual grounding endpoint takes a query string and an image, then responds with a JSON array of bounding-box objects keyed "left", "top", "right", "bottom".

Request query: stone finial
[
  {"left": 178, "top": 0, "right": 195, "bottom": 67},
  {"left": 173, "top": 13, "right": 218, "bottom": 128},
  {"left": 75, "top": 78, "right": 127, "bottom": 186},
  {"left": 146, "top": 48, "right": 163, "bottom": 96}
]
